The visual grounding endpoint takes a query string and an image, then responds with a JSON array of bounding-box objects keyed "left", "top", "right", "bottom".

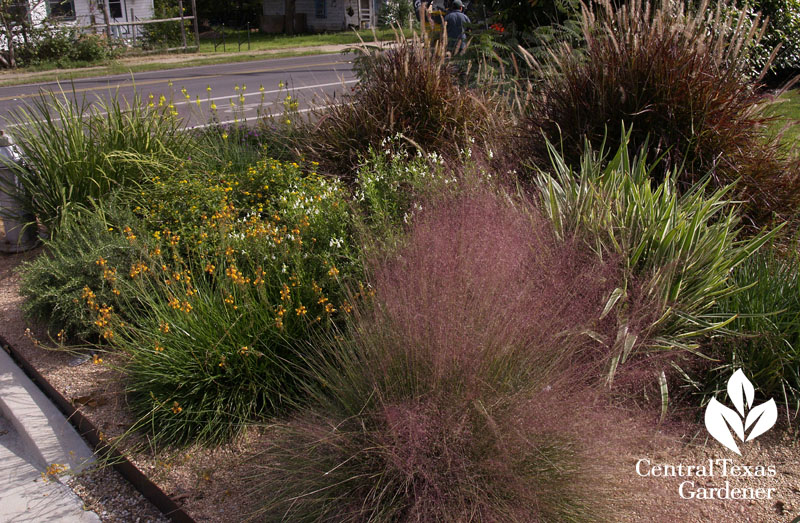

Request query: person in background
[
  {"left": 415, "top": 0, "right": 433, "bottom": 29},
  {"left": 444, "top": 0, "right": 470, "bottom": 55}
]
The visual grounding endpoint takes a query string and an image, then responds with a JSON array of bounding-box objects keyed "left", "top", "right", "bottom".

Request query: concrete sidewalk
[{"left": 0, "top": 347, "right": 100, "bottom": 522}]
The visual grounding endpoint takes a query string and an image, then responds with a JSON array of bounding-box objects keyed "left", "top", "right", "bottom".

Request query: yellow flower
[
  {"left": 155, "top": 344, "right": 164, "bottom": 352},
  {"left": 92, "top": 354, "right": 103, "bottom": 365},
  {"left": 159, "top": 322, "right": 170, "bottom": 333},
  {"left": 172, "top": 401, "right": 182, "bottom": 414},
  {"left": 295, "top": 305, "right": 307, "bottom": 316},
  {"left": 328, "top": 266, "right": 339, "bottom": 277},
  {"left": 130, "top": 262, "right": 149, "bottom": 278}
]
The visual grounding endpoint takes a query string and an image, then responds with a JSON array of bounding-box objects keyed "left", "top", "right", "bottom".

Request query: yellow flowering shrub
[{"left": 98, "top": 158, "right": 363, "bottom": 444}]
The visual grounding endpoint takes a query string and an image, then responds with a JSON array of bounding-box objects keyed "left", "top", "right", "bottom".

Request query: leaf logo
[{"left": 704, "top": 369, "right": 777, "bottom": 455}]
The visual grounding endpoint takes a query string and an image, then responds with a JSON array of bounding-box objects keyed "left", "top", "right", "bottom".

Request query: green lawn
[
  {"left": 195, "top": 27, "right": 411, "bottom": 53},
  {"left": 764, "top": 88, "right": 800, "bottom": 150}
]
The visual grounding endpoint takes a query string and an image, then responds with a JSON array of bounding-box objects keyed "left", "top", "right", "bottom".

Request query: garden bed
[
  {"left": 3, "top": 2, "right": 800, "bottom": 519},
  {"left": 2, "top": 247, "right": 798, "bottom": 521}
]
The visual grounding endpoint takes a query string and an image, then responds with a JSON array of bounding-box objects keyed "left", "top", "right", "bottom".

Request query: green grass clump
[
  {"left": 2, "top": 88, "right": 194, "bottom": 235},
  {"left": 533, "top": 130, "right": 779, "bottom": 377},
  {"left": 712, "top": 248, "right": 800, "bottom": 410}
]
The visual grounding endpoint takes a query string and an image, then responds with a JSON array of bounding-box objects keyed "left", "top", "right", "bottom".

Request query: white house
[
  {"left": 260, "top": 0, "right": 377, "bottom": 33},
  {"left": 24, "top": 0, "right": 154, "bottom": 39}
]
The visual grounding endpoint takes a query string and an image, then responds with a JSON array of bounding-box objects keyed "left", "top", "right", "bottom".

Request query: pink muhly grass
[{"left": 250, "top": 190, "right": 671, "bottom": 521}]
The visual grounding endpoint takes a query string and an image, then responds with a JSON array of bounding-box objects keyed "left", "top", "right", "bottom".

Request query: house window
[
  {"left": 48, "top": 0, "right": 75, "bottom": 19},
  {"left": 315, "top": 0, "right": 326, "bottom": 18},
  {"left": 8, "top": 0, "right": 28, "bottom": 20},
  {"left": 108, "top": 0, "right": 123, "bottom": 19}
]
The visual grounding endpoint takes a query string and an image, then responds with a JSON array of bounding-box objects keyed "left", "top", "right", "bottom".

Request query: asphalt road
[{"left": 0, "top": 53, "right": 357, "bottom": 129}]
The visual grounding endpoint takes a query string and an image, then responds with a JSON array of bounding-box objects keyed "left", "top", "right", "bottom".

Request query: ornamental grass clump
[
  {"left": 712, "top": 248, "right": 800, "bottom": 411},
  {"left": 522, "top": 0, "right": 800, "bottom": 222},
  {"left": 2, "top": 88, "right": 194, "bottom": 235},
  {"left": 303, "top": 33, "right": 502, "bottom": 177},
  {"left": 533, "top": 132, "right": 779, "bottom": 376},
  {"left": 250, "top": 191, "right": 658, "bottom": 521},
  {"left": 79, "top": 159, "right": 360, "bottom": 444}
]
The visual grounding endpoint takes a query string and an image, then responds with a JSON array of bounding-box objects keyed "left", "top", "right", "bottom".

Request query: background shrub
[
  {"left": 728, "top": 0, "right": 800, "bottom": 79},
  {"left": 142, "top": 0, "right": 191, "bottom": 50},
  {"left": 16, "top": 25, "right": 118, "bottom": 67},
  {"left": 523, "top": 0, "right": 800, "bottom": 223},
  {"left": 378, "top": 0, "right": 415, "bottom": 28}
]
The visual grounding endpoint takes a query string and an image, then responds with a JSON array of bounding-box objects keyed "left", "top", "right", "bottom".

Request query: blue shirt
[{"left": 444, "top": 10, "right": 470, "bottom": 42}]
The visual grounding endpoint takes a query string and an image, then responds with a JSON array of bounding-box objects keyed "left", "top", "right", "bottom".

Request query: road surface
[{"left": 0, "top": 53, "right": 357, "bottom": 129}]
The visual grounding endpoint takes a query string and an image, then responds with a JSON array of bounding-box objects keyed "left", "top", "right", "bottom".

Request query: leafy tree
[
  {"left": 738, "top": 0, "right": 800, "bottom": 78},
  {"left": 0, "top": 0, "right": 44, "bottom": 68}
]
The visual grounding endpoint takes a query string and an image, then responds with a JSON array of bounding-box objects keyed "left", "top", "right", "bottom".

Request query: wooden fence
[{"left": 89, "top": 0, "right": 200, "bottom": 52}]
